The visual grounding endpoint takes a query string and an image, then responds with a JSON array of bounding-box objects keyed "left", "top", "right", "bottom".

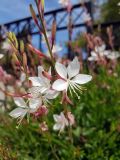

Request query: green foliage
[
  {"left": 101, "top": 0, "right": 120, "bottom": 23},
  {"left": 0, "top": 65, "right": 120, "bottom": 159}
]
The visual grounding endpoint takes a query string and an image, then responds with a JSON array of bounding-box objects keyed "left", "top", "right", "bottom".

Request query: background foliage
[{"left": 0, "top": 64, "right": 120, "bottom": 160}]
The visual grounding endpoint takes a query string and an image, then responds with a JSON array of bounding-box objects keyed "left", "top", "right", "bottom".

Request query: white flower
[
  {"left": 53, "top": 112, "right": 68, "bottom": 132},
  {"left": 82, "top": 12, "right": 91, "bottom": 22},
  {"left": 20, "top": 72, "right": 26, "bottom": 83},
  {"left": 88, "top": 51, "right": 98, "bottom": 61},
  {"left": 52, "top": 44, "right": 62, "bottom": 53},
  {"left": 2, "top": 41, "right": 11, "bottom": 50},
  {"left": 0, "top": 54, "right": 4, "bottom": 59},
  {"left": 29, "top": 87, "right": 59, "bottom": 105},
  {"left": 118, "top": 2, "right": 120, "bottom": 6},
  {"left": 95, "top": 44, "right": 106, "bottom": 56},
  {"left": 29, "top": 66, "right": 59, "bottom": 104},
  {"left": 58, "top": 0, "right": 69, "bottom": 6},
  {"left": 52, "top": 57, "right": 92, "bottom": 98},
  {"left": 106, "top": 51, "right": 120, "bottom": 60},
  {"left": 29, "top": 66, "right": 51, "bottom": 93},
  {"left": 46, "top": 44, "right": 62, "bottom": 56},
  {"left": 42, "top": 32, "right": 51, "bottom": 43},
  {"left": 9, "top": 97, "right": 41, "bottom": 121},
  {"left": 88, "top": 44, "right": 112, "bottom": 61}
]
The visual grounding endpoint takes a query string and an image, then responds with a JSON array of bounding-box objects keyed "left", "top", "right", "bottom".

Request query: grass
[{"left": 0, "top": 65, "right": 120, "bottom": 159}]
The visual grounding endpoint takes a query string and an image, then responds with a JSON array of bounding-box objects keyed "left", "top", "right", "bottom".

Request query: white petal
[
  {"left": 104, "top": 50, "right": 111, "bottom": 56},
  {"left": 88, "top": 56, "right": 96, "bottom": 61},
  {"left": 61, "top": 112, "right": 68, "bottom": 126},
  {"left": 55, "top": 62, "right": 67, "bottom": 79},
  {"left": 48, "top": 67, "right": 51, "bottom": 76},
  {"left": 91, "top": 51, "right": 98, "bottom": 58},
  {"left": 0, "top": 54, "right": 4, "bottom": 59},
  {"left": 52, "top": 79, "right": 68, "bottom": 91},
  {"left": 67, "top": 57, "right": 80, "bottom": 79},
  {"left": 29, "top": 86, "right": 43, "bottom": 98},
  {"left": 53, "top": 114, "right": 60, "bottom": 122},
  {"left": 95, "top": 44, "right": 106, "bottom": 53},
  {"left": 0, "top": 91, "right": 5, "bottom": 100},
  {"left": 53, "top": 123, "right": 61, "bottom": 131},
  {"left": 38, "top": 66, "right": 44, "bottom": 77},
  {"left": 14, "top": 97, "right": 27, "bottom": 108},
  {"left": 72, "top": 74, "right": 92, "bottom": 84},
  {"left": 29, "top": 98, "right": 42, "bottom": 110},
  {"left": 45, "top": 90, "right": 59, "bottom": 99},
  {"left": 29, "top": 77, "right": 43, "bottom": 86},
  {"left": 9, "top": 108, "right": 27, "bottom": 118},
  {"left": 20, "top": 72, "right": 26, "bottom": 83},
  {"left": 106, "top": 51, "right": 120, "bottom": 60}
]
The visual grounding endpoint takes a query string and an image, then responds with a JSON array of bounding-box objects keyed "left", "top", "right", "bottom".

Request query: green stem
[
  {"left": 34, "top": 0, "right": 55, "bottom": 66},
  {"left": 46, "top": 133, "right": 60, "bottom": 160}
]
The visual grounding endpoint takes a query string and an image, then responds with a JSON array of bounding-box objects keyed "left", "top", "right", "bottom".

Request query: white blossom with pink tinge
[
  {"left": 9, "top": 97, "right": 41, "bottom": 123},
  {"left": 29, "top": 66, "right": 59, "bottom": 105},
  {"left": 52, "top": 57, "right": 92, "bottom": 98},
  {"left": 53, "top": 112, "right": 68, "bottom": 132}
]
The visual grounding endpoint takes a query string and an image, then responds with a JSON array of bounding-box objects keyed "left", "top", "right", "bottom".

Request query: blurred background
[{"left": 0, "top": 0, "right": 120, "bottom": 159}]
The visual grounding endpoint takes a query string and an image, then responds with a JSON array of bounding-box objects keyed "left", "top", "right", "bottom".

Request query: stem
[
  {"left": 34, "top": 0, "right": 55, "bottom": 65},
  {"left": 50, "top": 144, "right": 60, "bottom": 160},
  {"left": 68, "top": 126, "right": 73, "bottom": 144},
  {"left": 46, "top": 133, "right": 60, "bottom": 160}
]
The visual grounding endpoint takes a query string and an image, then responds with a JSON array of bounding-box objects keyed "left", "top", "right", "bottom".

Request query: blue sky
[
  {"left": 0, "top": 0, "right": 104, "bottom": 57},
  {"left": 0, "top": 0, "right": 78, "bottom": 24},
  {"left": 0, "top": 0, "right": 79, "bottom": 56}
]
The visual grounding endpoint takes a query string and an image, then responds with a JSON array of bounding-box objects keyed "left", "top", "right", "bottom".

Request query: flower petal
[
  {"left": 88, "top": 56, "right": 96, "bottom": 61},
  {"left": 55, "top": 62, "right": 67, "bottom": 79},
  {"left": 67, "top": 57, "right": 80, "bottom": 79},
  {"left": 72, "top": 74, "right": 92, "bottom": 84},
  {"left": 29, "top": 86, "right": 44, "bottom": 98},
  {"left": 9, "top": 108, "right": 27, "bottom": 118},
  {"left": 53, "top": 123, "right": 61, "bottom": 131},
  {"left": 29, "top": 98, "right": 42, "bottom": 111},
  {"left": 38, "top": 66, "right": 44, "bottom": 77},
  {"left": 0, "top": 54, "right": 4, "bottom": 59},
  {"left": 52, "top": 79, "right": 68, "bottom": 91},
  {"left": 45, "top": 90, "right": 59, "bottom": 99},
  {"left": 29, "top": 77, "right": 43, "bottom": 86},
  {"left": 53, "top": 114, "right": 60, "bottom": 122},
  {"left": 14, "top": 97, "right": 27, "bottom": 108},
  {"left": 91, "top": 51, "right": 98, "bottom": 58}
]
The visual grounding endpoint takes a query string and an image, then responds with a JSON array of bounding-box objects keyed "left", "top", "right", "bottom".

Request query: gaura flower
[
  {"left": 67, "top": 111, "right": 75, "bottom": 126},
  {"left": 106, "top": 51, "right": 120, "bottom": 60},
  {"left": 88, "top": 44, "right": 111, "bottom": 62},
  {"left": 52, "top": 44, "right": 63, "bottom": 54},
  {"left": 29, "top": 87, "right": 59, "bottom": 105},
  {"left": 88, "top": 51, "right": 99, "bottom": 62},
  {"left": 82, "top": 12, "right": 91, "bottom": 22},
  {"left": 29, "top": 66, "right": 59, "bottom": 104},
  {"left": 53, "top": 112, "right": 68, "bottom": 132},
  {"left": 29, "top": 66, "right": 51, "bottom": 93},
  {"left": 9, "top": 97, "right": 41, "bottom": 122},
  {"left": 46, "top": 44, "right": 62, "bottom": 56},
  {"left": 52, "top": 57, "right": 92, "bottom": 98},
  {"left": 40, "top": 121, "right": 48, "bottom": 132}
]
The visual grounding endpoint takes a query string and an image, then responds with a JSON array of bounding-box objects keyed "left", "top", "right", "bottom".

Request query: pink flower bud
[
  {"left": 39, "top": 121, "right": 48, "bottom": 132},
  {"left": 67, "top": 112, "right": 75, "bottom": 126}
]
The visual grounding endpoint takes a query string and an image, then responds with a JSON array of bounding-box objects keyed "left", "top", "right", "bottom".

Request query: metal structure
[
  {"left": 0, "top": 1, "right": 120, "bottom": 57},
  {"left": 0, "top": 2, "right": 92, "bottom": 36},
  {"left": 0, "top": 2, "right": 92, "bottom": 58}
]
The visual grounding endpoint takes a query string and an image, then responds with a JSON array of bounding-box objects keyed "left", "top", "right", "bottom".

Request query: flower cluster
[{"left": 9, "top": 56, "right": 92, "bottom": 131}]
